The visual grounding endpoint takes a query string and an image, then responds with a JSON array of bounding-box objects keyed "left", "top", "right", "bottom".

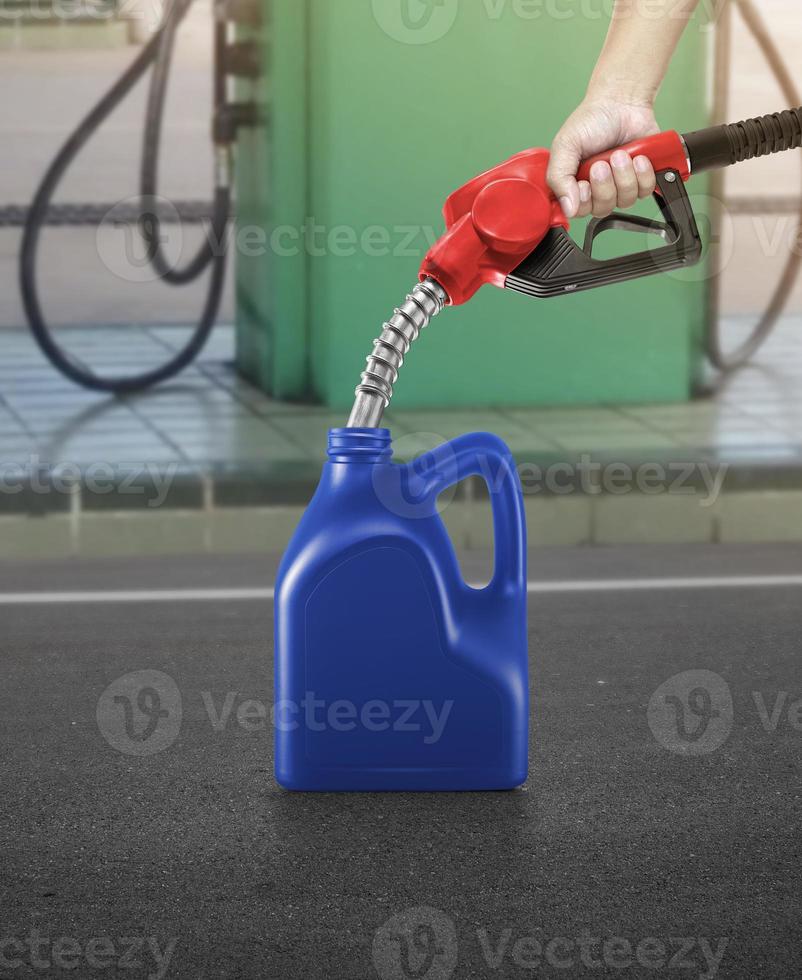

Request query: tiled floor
[
  {"left": 0, "top": 318, "right": 801, "bottom": 557},
  {"left": 1, "top": 319, "right": 802, "bottom": 475}
]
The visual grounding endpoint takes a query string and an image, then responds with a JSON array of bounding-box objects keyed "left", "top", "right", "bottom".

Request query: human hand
[{"left": 547, "top": 97, "right": 660, "bottom": 220}]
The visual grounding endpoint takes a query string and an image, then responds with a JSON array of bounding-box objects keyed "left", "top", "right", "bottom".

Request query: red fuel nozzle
[
  {"left": 419, "top": 132, "right": 690, "bottom": 306},
  {"left": 419, "top": 148, "right": 567, "bottom": 306}
]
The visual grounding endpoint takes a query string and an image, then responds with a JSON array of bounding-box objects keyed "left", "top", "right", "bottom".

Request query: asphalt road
[{"left": 1, "top": 544, "right": 801, "bottom": 979}]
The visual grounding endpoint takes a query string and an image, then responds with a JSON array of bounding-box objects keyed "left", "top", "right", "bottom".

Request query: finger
[
  {"left": 547, "top": 137, "right": 582, "bottom": 218},
  {"left": 588, "top": 161, "right": 617, "bottom": 218},
  {"left": 577, "top": 180, "right": 592, "bottom": 219},
  {"left": 633, "top": 155, "right": 657, "bottom": 198},
  {"left": 609, "top": 150, "right": 639, "bottom": 209}
]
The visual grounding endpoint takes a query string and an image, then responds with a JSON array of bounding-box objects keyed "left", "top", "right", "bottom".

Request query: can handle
[{"left": 413, "top": 432, "right": 527, "bottom": 597}]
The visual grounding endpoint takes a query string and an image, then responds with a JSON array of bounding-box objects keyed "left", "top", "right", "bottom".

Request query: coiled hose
[{"left": 19, "top": 0, "right": 230, "bottom": 393}]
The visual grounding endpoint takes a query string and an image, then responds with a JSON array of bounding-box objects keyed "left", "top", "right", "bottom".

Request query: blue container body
[{"left": 274, "top": 428, "right": 529, "bottom": 791}]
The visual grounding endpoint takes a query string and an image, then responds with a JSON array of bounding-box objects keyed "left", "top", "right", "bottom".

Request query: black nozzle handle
[{"left": 683, "top": 107, "right": 802, "bottom": 174}]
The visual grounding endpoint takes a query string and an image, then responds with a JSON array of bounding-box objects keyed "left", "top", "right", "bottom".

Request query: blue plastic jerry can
[{"left": 274, "top": 428, "right": 528, "bottom": 791}]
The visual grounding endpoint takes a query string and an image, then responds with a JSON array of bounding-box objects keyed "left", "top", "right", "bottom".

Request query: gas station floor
[
  {"left": 1, "top": 317, "right": 802, "bottom": 556},
  {"left": 2, "top": 320, "right": 802, "bottom": 467},
  {"left": 1, "top": 542, "right": 801, "bottom": 978}
]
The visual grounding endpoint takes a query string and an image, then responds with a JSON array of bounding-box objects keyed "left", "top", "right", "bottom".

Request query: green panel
[
  {"left": 235, "top": 0, "right": 310, "bottom": 398},
  {"left": 237, "top": 0, "right": 710, "bottom": 408}
]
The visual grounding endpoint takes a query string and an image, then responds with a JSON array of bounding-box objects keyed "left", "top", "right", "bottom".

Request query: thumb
[{"left": 547, "top": 135, "right": 582, "bottom": 219}]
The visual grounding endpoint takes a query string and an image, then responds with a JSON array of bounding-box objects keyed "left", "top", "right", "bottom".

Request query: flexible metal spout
[{"left": 347, "top": 277, "right": 448, "bottom": 429}]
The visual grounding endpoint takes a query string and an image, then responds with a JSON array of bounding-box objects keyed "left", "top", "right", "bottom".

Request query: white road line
[
  {"left": 0, "top": 589, "right": 274, "bottom": 605},
  {"left": 525, "top": 575, "right": 802, "bottom": 593},
  {"left": 0, "top": 574, "right": 802, "bottom": 605}
]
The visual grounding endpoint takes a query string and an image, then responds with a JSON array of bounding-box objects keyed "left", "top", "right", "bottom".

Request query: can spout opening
[{"left": 328, "top": 427, "right": 392, "bottom": 463}]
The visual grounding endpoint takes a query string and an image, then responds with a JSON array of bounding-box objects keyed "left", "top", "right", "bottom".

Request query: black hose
[
  {"left": 19, "top": 0, "right": 229, "bottom": 393},
  {"left": 139, "top": 0, "right": 227, "bottom": 285},
  {"left": 684, "top": 107, "right": 802, "bottom": 174}
]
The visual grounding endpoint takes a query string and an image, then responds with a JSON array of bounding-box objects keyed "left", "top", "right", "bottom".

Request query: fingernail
[
  {"left": 559, "top": 195, "right": 576, "bottom": 218},
  {"left": 590, "top": 161, "right": 612, "bottom": 182},
  {"left": 610, "top": 150, "right": 629, "bottom": 169},
  {"left": 578, "top": 181, "right": 591, "bottom": 203},
  {"left": 634, "top": 155, "right": 651, "bottom": 174}
]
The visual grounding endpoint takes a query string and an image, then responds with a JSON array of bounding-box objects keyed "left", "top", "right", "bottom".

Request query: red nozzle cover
[
  {"left": 419, "top": 148, "right": 567, "bottom": 306},
  {"left": 419, "top": 131, "right": 690, "bottom": 306}
]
